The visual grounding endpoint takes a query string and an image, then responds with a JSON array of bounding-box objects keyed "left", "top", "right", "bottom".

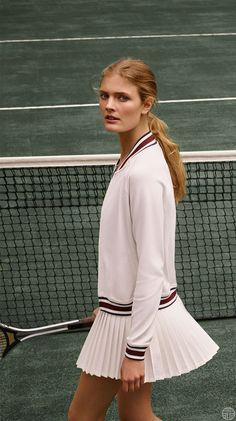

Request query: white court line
[
  {"left": 0, "top": 97, "right": 236, "bottom": 111},
  {"left": 0, "top": 32, "right": 236, "bottom": 44},
  {"left": 0, "top": 103, "right": 99, "bottom": 111}
]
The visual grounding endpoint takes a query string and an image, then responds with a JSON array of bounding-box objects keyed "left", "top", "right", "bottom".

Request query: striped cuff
[{"left": 125, "top": 344, "right": 147, "bottom": 360}]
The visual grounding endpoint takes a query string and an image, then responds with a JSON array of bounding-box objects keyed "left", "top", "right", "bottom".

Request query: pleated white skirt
[{"left": 76, "top": 296, "right": 219, "bottom": 382}]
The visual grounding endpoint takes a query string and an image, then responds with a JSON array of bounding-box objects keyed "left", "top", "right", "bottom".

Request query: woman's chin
[{"left": 104, "top": 124, "right": 122, "bottom": 133}]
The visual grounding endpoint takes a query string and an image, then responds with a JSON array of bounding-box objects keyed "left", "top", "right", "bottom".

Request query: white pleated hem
[{"left": 76, "top": 296, "right": 219, "bottom": 383}]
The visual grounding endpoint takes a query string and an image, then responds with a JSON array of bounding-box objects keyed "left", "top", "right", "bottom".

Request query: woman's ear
[{"left": 142, "top": 97, "right": 154, "bottom": 115}]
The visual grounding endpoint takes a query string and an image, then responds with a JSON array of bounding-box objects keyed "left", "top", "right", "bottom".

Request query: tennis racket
[{"left": 0, "top": 316, "right": 94, "bottom": 359}]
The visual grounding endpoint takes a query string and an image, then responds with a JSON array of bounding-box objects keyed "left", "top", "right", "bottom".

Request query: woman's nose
[{"left": 105, "top": 97, "right": 115, "bottom": 111}]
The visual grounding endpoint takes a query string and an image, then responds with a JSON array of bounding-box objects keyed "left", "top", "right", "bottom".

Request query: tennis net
[{"left": 0, "top": 151, "right": 235, "bottom": 328}]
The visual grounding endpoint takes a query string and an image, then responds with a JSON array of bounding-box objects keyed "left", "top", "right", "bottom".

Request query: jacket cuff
[{"left": 125, "top": 344, "right": 147, "bottom": 360}]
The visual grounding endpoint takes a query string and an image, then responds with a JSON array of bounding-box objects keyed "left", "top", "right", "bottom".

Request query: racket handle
[{"left": 68, "top": 316, "right": 94, "bottom": 331}]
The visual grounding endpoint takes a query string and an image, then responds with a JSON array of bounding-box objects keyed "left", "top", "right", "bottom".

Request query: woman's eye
[
  {"left": 118, "top": 95, "right": 129, "bottom": 102},
  {"left": 99, "top": 92, "right": 108, "bottom": 100}
]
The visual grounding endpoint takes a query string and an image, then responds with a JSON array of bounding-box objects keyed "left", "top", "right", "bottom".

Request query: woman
[{"left": 68, "top": 58, "right": 219, "bottom": 421}]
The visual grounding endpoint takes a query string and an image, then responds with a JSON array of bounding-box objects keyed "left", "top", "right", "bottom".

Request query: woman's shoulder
[{"left": 129, "top": 142, "right": 170, "bottom": 183}]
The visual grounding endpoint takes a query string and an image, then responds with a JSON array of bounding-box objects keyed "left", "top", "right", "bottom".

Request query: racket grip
[{"left": 68, "top": 316, "right": 94, "bottom": 331}]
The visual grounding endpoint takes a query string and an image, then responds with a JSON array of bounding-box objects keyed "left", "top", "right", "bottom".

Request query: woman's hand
[
  {"left": 91, "top": 307, "right": 100, "bottom": 321},
  {"left": 120, "top": 356, "right": 145, "bottom": 392}
]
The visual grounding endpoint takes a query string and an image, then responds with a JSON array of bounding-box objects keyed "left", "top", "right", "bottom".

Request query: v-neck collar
[{"left": 114, "top": 131, "right": 157, "bottom": 173}]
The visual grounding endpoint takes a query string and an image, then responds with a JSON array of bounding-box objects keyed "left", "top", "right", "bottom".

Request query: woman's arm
[{"left": 127, "top": 170, "right": 165, "bottom": 355}]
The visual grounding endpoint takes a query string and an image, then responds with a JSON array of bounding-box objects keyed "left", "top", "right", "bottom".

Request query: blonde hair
[{"left": 100, "top": 58, "right": 186, "bottom": 203}]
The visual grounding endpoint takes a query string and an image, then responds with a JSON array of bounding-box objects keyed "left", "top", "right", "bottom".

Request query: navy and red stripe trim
[
  {"left": 159, "top": 287, "right": 177, "bottom": 310},
  {"left": 99, "top": 297, "right": 133, "bottom": 316},
  {"left": 99, "top": 288, "right": 177, "bottom": 316},
  {"left": 114, "top": 131, "right": 157, "bottom": 173},
  {"left": 125, "top": 344, "right": 147, "bottom": 360}
]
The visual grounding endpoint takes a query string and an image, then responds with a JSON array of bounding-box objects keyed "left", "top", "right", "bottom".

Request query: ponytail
[{"left": 148, "top": 113, "right": 186, "bottom": 203}]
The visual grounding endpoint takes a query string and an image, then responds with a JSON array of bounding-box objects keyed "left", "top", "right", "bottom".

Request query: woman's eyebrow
[
  {"left": 115, "top": 91, "right": 130, "bottom": 95},
  {"left": 99, "top": 89, "right": 130, "bottom": 95}
]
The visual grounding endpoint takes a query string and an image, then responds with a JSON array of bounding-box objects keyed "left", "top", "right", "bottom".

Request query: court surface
[
  {"left": 0, "top": 1, "right": 235, "bottom": 420},
  {"left": 0, "top": 1, "right": 236, "bottom": 156}
]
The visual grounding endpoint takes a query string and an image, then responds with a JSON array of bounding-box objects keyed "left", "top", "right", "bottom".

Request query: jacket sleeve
[{"left": 125, "top": 170, "right": 165, "bottom": 360}]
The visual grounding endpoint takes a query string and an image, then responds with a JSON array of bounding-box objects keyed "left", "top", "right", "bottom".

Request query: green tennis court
[{"left": 0, "top": 1, "right": 235, "bottom": 420}]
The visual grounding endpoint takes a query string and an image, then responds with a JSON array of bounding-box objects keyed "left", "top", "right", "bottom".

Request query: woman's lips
[{"left": 105, "top": 115, "right": 120, "bottom": 121}]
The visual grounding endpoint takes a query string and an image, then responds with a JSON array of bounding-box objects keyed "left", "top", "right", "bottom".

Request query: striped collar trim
[{"left": 114, "top": 131, "right": 157, "bottom": 172}]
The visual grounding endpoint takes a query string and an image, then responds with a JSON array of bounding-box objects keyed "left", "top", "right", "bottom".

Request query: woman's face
[{"left": 99, "top": 73, "right": 149, "bottom": 134}]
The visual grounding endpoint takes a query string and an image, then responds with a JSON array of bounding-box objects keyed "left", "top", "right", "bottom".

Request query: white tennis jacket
[{"left": 98, "top": 131, "right": 178, "bottom": 360}]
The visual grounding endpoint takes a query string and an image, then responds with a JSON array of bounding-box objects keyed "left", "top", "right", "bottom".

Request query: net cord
[{"left": 0, "top": 150, "right": 235, "bottom": 168}]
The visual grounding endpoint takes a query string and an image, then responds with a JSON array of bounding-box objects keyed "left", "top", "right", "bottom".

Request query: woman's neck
[{"left": 118, "top": 123, "right": 150, "bottom": 161}]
